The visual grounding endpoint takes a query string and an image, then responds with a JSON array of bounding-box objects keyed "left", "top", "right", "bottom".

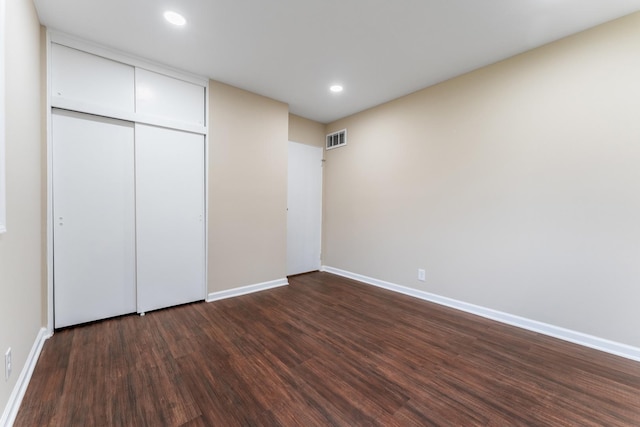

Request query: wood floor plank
[{"left": 14, "top": 272, "right": 640, "bottom": 426}]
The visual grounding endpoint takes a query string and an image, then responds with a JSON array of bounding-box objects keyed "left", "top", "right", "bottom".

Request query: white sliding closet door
[
  {"left": 135, "top": 124, "right": 205, "bottom": 313},
  {"left": 53, "top": 109, "right": 136, "bottom": 328}
]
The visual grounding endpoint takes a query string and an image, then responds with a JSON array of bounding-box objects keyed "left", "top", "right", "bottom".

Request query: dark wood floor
[{"left": 15, "top": 272, "right": 640, "bottom": 426}]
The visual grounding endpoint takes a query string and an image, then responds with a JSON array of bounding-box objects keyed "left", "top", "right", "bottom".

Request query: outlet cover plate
[{"left": 5, "top": 347, "right": 11, "bottom": 381}]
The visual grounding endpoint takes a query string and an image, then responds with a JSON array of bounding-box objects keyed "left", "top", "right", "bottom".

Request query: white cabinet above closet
[
  {"left": 51, "top": 43, "right": 135, "bottom": 116},
  {"left": 135, "top": 68, "right": 205, "bottom": 127},
  {"left": 50, "top": 38, "right": 207, "bottom": 134}
]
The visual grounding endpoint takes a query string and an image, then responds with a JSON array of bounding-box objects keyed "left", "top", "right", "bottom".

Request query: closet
[{"left": 51, "top": 40, "right": 207, "bottom": 328}]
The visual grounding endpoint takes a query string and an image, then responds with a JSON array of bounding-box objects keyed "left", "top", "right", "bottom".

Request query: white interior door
[
  {"left": 287, "top": 141, "right": 323, "bottom": 275},
  {"left": 135, "top": 124, "right": 205, "bottom": 313},
  {"left": 53, "top": 109, "right": 136, "bottom": 328}
]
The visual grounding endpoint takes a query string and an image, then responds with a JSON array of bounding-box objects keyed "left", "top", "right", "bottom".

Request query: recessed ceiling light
[
  {"left": 164, "top": 11, "right": 186, "bottom": 26},
  {"left": 330, "top": 85, "right": 343, "bottom": 93}
]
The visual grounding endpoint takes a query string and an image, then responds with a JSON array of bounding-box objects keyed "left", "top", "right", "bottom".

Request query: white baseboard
[
  {"left": 207, "top": 278, "right": 289, "bottom": 302},
  {"left": 321, "top": 266, "right": 640, "bottom": 362},
  {"left": 1, "top": 327, "right": 50, "bottom": 427}
]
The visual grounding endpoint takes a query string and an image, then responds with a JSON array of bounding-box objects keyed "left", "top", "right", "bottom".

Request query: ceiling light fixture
[
  {"left": 164, "top": 11, "right": 186, "bottom": 26},
  {"left": 330, "top": 85, "right": 344, "bottom": 93}
]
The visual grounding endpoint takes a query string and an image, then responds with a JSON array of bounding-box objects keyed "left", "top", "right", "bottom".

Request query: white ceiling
[{"left": 34, "top": 0, "right": 640, "bottom": 124}]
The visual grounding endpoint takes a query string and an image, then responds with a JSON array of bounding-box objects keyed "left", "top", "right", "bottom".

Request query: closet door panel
[
  {"left": 135, "top": 124, "right": 205, "bottom": 313},
  {"left": 51, "top": 44, "right": 135, "bottom": 114},
  {"left": 53, "top": 110, "right": 136, "bottom": 328},
  {"left": 135, "top": 68, "right": 205, "bottom": 126}
]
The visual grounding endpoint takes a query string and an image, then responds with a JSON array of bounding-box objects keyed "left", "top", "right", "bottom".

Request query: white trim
[
  {"left": 321, "top": 266, "right": 640, "bottom": 362},
  {"left": 46, "top": 30, "right": 55, "bottom": 335},
  {"left": 203, "top": 79, "right": 209, "bottom": 303},
  {"left": 207, "top": 278, "right": 289, "bottom": 302},
  {"left": 51, "top": 98, "right": 207, "bottom": 136},
  {"left": 49, "top": 32, "right": 207, "bottom": 87},
  {"left": 0, "top": 328, "right": 50, "bottom": 427}
]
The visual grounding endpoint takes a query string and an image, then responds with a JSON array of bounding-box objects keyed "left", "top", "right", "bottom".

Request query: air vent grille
[{"left": 326, "top": 129, "right": 347, "bottom": 150}]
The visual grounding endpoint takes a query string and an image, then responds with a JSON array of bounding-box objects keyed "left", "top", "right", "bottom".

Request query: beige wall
[
  {"left": 208, "top": 81, "right": 289, "bottom": 292},
  {"left": 0, "top": 0, "right": 44, "bottom": 414},
  {"left": 324, "top": 12, "right": 640, "bottom": 347},
  {"left": 288, "top": 113, "right": 326, "bottom": 147}
]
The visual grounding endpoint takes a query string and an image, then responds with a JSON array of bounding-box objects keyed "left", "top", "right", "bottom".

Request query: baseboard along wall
[
  {"left": 207, "top": 278, "right": 289, "bottom": 302},
  {"left": 1, "top": 327, "right": 49, "bottom": 427},
  {"left": 321, "top": 266, "right": 640, "bottom": 363}
]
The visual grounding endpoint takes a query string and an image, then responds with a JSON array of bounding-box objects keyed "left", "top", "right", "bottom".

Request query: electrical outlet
[
  {"left": 418, "top": 268, "right": 426, "bottom": 282},
  {"left": 5, "top": 348, "right": 11, "bottom": 381}
]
